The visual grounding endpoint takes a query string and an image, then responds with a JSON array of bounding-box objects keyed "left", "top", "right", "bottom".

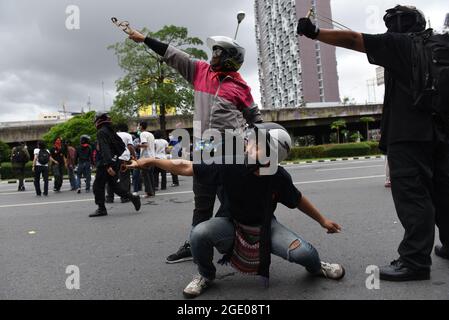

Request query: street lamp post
[{"left": 234, "top": 11, "right": 246, "bottom": 40}]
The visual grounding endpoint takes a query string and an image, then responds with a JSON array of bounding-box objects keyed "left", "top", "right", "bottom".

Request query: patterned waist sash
[{"left": 230, "top": 221, "right": 262, "bottom": 275}]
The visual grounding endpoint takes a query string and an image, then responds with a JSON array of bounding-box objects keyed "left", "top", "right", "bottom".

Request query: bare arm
[
  {"left": 317, "top": 29, "right": 366, "bottom": 53},
  {"left": 128, "top": 145, "right": 137, "bottom": 160},
  {"left": 32, "top": 154, "right": 37, "bottom": 170},
  {"left": 133, "top": 158, "right": 194, "bottom": 176},
  {"left": 298, "top": 196, "right": 342, "bottom": 233}
]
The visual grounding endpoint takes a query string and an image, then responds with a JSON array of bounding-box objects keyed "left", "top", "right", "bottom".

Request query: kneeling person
[{"left": 127, "top": 123, "right": 344, "bottom": 298}]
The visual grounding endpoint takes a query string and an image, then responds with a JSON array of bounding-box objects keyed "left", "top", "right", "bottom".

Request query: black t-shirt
[
  {"left": 50, "top": 147, "right": 65, "bottom": 164},
  {"left": 193, "top": 164, "right": 302, "bottom": 226},
  {"left": 362, "top": 33, "right": 434, "bottom": 151}
]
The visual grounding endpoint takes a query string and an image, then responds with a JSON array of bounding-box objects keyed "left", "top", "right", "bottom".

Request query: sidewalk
[{"left": 281, "top": 155, "right": 384, "bottom": 166}]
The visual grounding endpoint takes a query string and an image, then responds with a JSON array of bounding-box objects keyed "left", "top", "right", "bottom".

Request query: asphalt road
[{"left": 1, "top": 158, "right": 448, "bottom": 300}]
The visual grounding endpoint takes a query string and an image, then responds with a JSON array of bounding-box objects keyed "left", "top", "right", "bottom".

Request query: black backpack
[
  {"left": 12, "top": 147, "right": 27, "bottom": 163},
  {"left": 411, "top": 29, "right": 449, "bottom": 127},
  {"left": 78, "top": 145, "right": 92, "bottom": 162},
  {"left": 111, "top": 133, "right": 126, "bottom": 158},
  {"left": 37, "top": 149, "right": 50, "bottom": 165}
]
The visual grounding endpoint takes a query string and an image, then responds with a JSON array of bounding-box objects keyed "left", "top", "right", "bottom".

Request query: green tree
[
  {"left": 43, "top": 112, "right": 97, "bottom": 146},
  {"left": 360, "top": 116, "right": 375, "bottom": 141},
  {"left": 108, "top": 25, "right": 208, "bottom": 138},
  {"left": 330, "top": 119, "right": 347, "bottom": 144},
  {"left": 0, "top": 140, "right": 11, "bottom": 163}
]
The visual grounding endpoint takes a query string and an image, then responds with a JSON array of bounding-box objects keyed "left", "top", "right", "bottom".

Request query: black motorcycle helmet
[{"left": 383, "top": 5, "right": 426, "bottom": 33}]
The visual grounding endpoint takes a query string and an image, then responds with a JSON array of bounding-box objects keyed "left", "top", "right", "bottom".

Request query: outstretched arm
[
  {"left": 128, "top": 30, "right": 196, "bottom": 84},
  {"left": 128, "top": 158, "right": 194, "bottom": 176},
  {"left": 297, "top": 18, "right": 365, "bottom": 53},
  {"left": 297, "top": 196, "right": 342, "bottom": 234},
  {"left": 128, "top": 31, "right": 168, "bottom": 56}
]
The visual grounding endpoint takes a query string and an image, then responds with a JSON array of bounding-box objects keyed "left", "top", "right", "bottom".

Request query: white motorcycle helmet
[
  {"left": 246, "top": 122, "right": 292, "bottom": 163},
  {"left": 207, "top": 36, "right": 245, "bottom": 71}
]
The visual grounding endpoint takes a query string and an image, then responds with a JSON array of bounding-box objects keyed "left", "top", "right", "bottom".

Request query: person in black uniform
[
  {"left": 297, "top": 5, "right": 449, "bottom": 281},
  {"left": 90, "top": 113, "right": 141, "bottom": 217}
]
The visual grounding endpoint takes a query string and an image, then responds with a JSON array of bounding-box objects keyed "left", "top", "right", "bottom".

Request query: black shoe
[
  {"left": 77, "top": 189, "right": 81, "bottom": 194},
  {"left": 379, "top": 260, "right": 430, "bottom": 282},
  {"left": 131, "top": 195, "right": 141, "bottom": 211},
  {"left": 435, "top": 245, "right": 449, "bottom": 260},
  {"left": 89, "top": 209, "right": 108, "bottom": 217},
  {"left": 121, "top": 198, "right": 131, "bottom": 203},
  {"left": 105, "top": 198, "right": 114, "bottom": 204},
  {"left": 166, "top": 241, "right": 193, "bottom": 264}
]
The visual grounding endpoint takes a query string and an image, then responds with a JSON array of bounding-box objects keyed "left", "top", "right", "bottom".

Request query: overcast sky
[{"left": 0, "top": 0, "right": 447, "bottom": 122}]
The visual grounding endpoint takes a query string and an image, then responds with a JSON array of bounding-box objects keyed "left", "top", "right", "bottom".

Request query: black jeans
[
  {"left": 94, "top": 163, "right": 131, "bottom": 208},
  {"left": 52, "top": 163, "right": 64, "bottom": 191},
  {"left": 13, "top": 164, "right": 26, "bottom": 189},
  {"left": 153, "top": 167, "right": 167, "bottom": 190},
  {"left": 107, "top": 161, "right": 131, "bottom": 200},
  {"left": 171, "top": 174, "right": 179, "bottom": 185},
  {"left": 34, "top": 166, "right": 49, "bottom": 195},
  {"left": 388, "top": 140, "right": 449, "bottom": 270},
  {"left": 141, "top": 167, "right": 155, "bottom": 195},
  {"left": 192, "top": 174, "right": 226, "bottom": 227}
]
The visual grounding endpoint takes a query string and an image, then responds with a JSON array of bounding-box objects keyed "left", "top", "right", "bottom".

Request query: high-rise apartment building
[{"left": 254, "top": 0, "right": 340, "bottom": 108}]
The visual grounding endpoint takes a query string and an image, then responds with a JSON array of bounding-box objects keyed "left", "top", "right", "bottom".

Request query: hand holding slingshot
[{"left": 111, "top": 17, "right": 136, "bottom": 35}]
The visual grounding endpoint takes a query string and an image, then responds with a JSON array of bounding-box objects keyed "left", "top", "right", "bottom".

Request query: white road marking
[
  {"left": 0, "top": 175, "right": 385, "bottom": 209},
  {"left": 316, "top": 165, "right": 384, "bottom": 172},
  {"left": 294, "top": 175, "right": 385, "bottom": 185}
]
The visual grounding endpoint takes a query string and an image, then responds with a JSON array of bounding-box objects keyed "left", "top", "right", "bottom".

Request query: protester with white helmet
[
  {"left": 128, "top": 28, "right": 263, "bottom": 264},
  {"left": 126, "top": 124, "right": 345, "bottom": 299}
]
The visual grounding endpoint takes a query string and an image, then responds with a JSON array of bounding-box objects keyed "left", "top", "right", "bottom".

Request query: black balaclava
[{"left": 384, "top": 5, "right": 426, "bottom": 33}]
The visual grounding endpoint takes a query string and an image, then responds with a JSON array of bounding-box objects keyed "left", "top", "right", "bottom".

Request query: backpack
[
  {"left": 38, "top": 149, "right": 50, "bottom": 165},
  {"left": 411, "top": 29, "right": 449, "bottom": 127},
  {"left": 111, "top": 133, "right": 126, "bottom": 158},
  {"left": 78, "top": 145, "right": 92, "bottom": 162},
  {"left": 12, "top": 147, "right": 28, "bottom": 163}
]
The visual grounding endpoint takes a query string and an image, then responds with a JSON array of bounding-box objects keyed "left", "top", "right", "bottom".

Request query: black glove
[{"left": 297, "top": 18, "right": 320, "bottom": 39}]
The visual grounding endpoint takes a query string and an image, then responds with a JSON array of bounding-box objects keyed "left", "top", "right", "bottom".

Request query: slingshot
[
  {"left": 111, "top": 17, "right": 135, "bottom": 35},
  {"left": 306, "top": 8, "right": 352, "bottom": 31}
]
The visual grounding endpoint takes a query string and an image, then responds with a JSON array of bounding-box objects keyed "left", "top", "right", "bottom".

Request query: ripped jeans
[{"left": 190, "top": 217, "right": 322, "bottom": 280}]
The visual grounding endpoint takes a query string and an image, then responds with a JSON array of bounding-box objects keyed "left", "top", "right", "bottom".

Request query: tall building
[
  {"left": 444, "top": 13, "right": 449, "bottom": 31},
  {"left": 254, "top": 0, "right": 340, "bottom": 108}
]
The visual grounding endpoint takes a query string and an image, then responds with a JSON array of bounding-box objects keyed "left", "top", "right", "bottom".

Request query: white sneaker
[
  {"left": 183, "top": 274, "right": 212, "bottom": 299},
  {"left": 316, "top": 262, "right": 345, "bottom": 280}
]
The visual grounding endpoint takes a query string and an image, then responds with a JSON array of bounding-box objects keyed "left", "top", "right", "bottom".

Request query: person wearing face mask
[
  {"left": 297, "top": 5, "right": 449, "bottom": 281},
  {"left": 126, "top": 124, "right": 345, "bottom": 299},
  {"left": 128, "top": 28, "right": 263, "bottom": 264}
]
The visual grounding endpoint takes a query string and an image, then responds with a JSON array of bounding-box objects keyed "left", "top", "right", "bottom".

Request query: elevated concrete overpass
[{"left": 0, "top": 104, "right": 382, "bottom": 145}]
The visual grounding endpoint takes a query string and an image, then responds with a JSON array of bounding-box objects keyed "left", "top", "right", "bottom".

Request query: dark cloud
[{"left": 0, "top": 0, "right": 445, "bottom": 122}]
